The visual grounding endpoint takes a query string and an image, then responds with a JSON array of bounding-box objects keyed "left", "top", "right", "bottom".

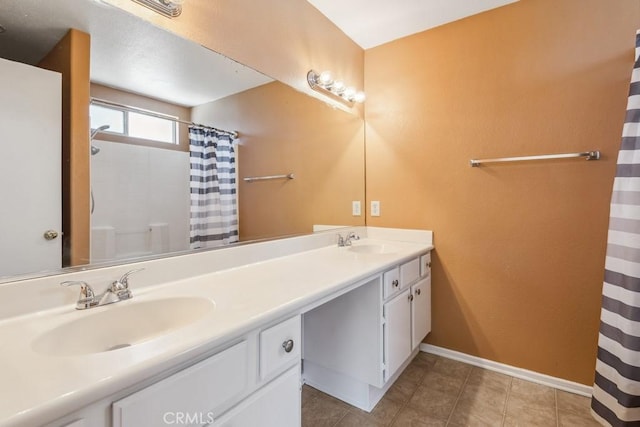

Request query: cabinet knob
[
  {"left": 408, "top": 294, "right": 414, "bottom": 302},
  {"left": 392, "top": 279, "right": 399, "bottom": 288},
  {"left": 426, "top": 261, "right": 431, "bottom": 268},
  {"left": 282, "top": 339, "right": 294, "bottom": 353},
  {"left": 416, "top": 289, "right": 421, "bottom": 296}
]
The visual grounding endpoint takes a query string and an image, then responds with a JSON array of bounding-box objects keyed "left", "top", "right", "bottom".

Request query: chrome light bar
[{"left": 131, "top": 0, "right": 182, "bottom": 18}]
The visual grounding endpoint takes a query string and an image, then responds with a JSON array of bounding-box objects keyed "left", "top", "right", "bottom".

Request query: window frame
[{"left": 90, "top": 102, "right": 180, "bottom": 147}]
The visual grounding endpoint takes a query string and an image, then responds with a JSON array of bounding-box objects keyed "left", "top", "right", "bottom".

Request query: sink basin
[
  {"left": 348, "top": 244, "right": 398, "bottom": 255},
  {"left": 32, "top": 297, "right": 214, "bottom": 356}
]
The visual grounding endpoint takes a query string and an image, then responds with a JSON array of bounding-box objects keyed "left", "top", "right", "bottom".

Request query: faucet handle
[
  {"left": 337, "top": 234, "right": 345, "bottom": 247},
  {"left": 117, "top": 268, "right": 145, "bottom": 288},
  {"left": 60, "top": 280, "right": 96, "bottom": 309},
  {"left": 109, "top": 268, "right": 144, "bottom": 300}
]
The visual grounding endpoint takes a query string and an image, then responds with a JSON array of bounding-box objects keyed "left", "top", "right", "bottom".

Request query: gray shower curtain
[
  {"left": 592, "top": 30, "right": 640, "bottom": 426},
  {"left": 189, "top": 126, "right": 239, "bottom": 249}
]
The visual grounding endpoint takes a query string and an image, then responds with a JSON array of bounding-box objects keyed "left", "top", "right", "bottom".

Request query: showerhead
[
  {"left": 90, "top": 124, "right": 110, "bottom": 139},
  {"left": 90, "top": 125, "right": 109, "bottom": 156}
]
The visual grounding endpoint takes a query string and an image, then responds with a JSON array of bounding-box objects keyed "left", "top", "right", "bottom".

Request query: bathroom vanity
[{"left": 0, "top": 227, "right": 433, "bottom": 427}]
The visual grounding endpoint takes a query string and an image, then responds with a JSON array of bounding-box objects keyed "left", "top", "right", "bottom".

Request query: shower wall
[{"left": 90, "top": 141, "right": 190, "bottom": 262}]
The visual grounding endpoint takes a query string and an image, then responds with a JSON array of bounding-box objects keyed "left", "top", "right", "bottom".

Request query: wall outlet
[
  {"left": 371, "top": 201, "right": 381, "bottom": 217},
  {"left": 352, "top": 201, "right": 361, "bottom": 216}
]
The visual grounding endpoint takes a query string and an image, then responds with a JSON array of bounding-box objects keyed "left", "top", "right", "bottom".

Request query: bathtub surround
[{"left": 90, "top": 141, "right": 190, "bottom": 262}]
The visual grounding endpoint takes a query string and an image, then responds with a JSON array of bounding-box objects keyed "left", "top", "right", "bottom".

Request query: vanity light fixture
[
  {"left": 307, "top": 70, "right": 365, "bottom": 107},
  {"left": 131, "top": 0, "right": 184, "bottom": 18}
]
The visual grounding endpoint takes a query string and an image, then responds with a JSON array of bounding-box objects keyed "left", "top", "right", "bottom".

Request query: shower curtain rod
[{"left": 90, "top": 98, "right": 239, "bottom": 138}]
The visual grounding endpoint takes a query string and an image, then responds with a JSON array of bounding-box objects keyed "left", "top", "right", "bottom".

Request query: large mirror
[{"left": 0, "top": 0, "right": 365, "bottom": 282}]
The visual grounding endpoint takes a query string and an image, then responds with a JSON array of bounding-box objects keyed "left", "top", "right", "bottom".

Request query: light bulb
[
  {"left": 354, "top": 91, "right": 366, "bottom": 103},
  {"left": 343, "top": 87, "right": 356, "bottom": 101},
  {"left": 318, "top": 71, "right": 333, "bottom": 87},
  {"left": 332, "top": 80, "right": 345, "bottom": 94}
]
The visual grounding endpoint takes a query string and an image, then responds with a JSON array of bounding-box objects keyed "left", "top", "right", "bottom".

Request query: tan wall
[
  {"left": 90, "top": 83, "right": 191, "bottom": 152},
  {"left": 38, "top": 29, "right": 91, "bottom": 267},
  {"left": 103, "top": 0, "right": 364, "bottom": 116},
  {"left": 365, "top": 0, "right": 640, "bottom": 385},
  {"left": 192, "top": 82, "right": 365, "bottom": 241}
]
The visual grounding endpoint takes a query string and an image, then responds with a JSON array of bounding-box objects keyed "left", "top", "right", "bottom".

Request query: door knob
[{"left": 43, "top": 230, "right": 59, "bottom": 240}]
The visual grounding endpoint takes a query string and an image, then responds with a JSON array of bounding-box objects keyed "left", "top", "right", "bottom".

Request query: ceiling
[
  {"left": 0, "top": 0, "right": 519, "bottom": 107},
  {"left": 0, "top": 0, "right": 272, "bottom": 107},
  {"left": 307, "top": 0, "right": 519, "bottom": 49}
]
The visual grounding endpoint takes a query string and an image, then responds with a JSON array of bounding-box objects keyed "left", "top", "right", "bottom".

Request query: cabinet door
[
  {"left": 384, "top": 289, "right": 412, "bottom": 381},
  {"left": 213, "top": 367, "right": 300, "bottom": 427},
  {"left": 411, "top": 277, "right": 432, "bottom": 349}
]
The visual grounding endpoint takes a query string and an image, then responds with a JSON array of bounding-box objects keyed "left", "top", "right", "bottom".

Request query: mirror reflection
[{"left": 0, "top": 0, "right": 365, "bottom": 281}]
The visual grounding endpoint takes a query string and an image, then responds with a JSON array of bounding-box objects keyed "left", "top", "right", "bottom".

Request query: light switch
[
  {"left": 371, "top": 201, "right": 380, "bottom": 217},
  {"left": 352, "top": 201, "right": 361, "bottom": 216}
]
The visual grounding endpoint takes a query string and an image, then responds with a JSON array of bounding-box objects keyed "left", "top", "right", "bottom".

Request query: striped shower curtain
[
  {"left": 189, "top": 126, "right": 239, "bottom": 249},
  {"left": 592, "top": 31, "right": 640, "bottom": 426}
]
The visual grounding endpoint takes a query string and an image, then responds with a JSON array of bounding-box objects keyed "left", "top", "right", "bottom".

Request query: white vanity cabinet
[{"left": 302, "top": 252, "right": 432, "bottom": 411}]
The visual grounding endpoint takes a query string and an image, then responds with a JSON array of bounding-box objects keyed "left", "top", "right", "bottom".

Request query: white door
[
  {"left": 412, "top": 276, "right": 432, "bottom": 349},
  {"left": 384, "top": 288, "right": 412, "bottom": 381},
  {"left": 0, "top": 58, "right": 61, "bottom": 277}
]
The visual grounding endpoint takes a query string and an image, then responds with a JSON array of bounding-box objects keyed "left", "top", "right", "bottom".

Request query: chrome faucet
[
  {"left": 61, "top": 268, "right": 144, "bottom": 310},
  {"left": 337, "top": 232, "right": 360, "bottom": 247}
]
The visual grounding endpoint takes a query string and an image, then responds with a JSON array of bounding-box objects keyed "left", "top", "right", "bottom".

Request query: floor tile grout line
[
  {"left": 387, "top": 398, "right": 408, "bottom": 427},
  {"left": 500, "top": 376, "right": 514, "bottom": 426},
  {"left": 444, "top": 366, "right": 473, "bottom": 426},
  {"left": 331, "top": 408, "right": 350, "bottom": 427},
  {"left": 387, "top": 369, "right": 427, "bottom": 427},
  {"left": 555, "top": 388, "right": 559, "bottom": 427}
]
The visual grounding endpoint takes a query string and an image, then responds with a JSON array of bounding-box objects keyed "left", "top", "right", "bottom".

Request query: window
[{"left": 90, "top": 103, "right": 179, "bottom": 144}]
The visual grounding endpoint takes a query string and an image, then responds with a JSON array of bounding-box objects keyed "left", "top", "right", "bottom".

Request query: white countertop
[{"left": 0, "top": 235, "right": 432, "bottom": 426}]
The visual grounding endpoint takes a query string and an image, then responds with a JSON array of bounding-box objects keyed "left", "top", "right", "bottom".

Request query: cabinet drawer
[
  {"left": 113, "top": 341, "right": 248, "bottom": 427},
  {"left": 400, "top": 258, "right": 420, "bottom": 289},
  {"left": 260, "top": 315, "right": 301, "bottom": 380},
  {"left": 383, "top": 267, "right": 401, "bottom": 299},
  {"left": 213, "top": 367, "right": 300, "bottom": 427},
  {"left": 420, "top": 253, "right": 431, "bottom": 277}
]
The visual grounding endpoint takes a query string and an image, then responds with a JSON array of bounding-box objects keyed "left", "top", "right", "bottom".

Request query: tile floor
[{"left": 302, "top": 353, "right": 601, "bottom": 427}]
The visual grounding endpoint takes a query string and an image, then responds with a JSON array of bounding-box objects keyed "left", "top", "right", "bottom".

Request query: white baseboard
[{"left": 420, "top": 344, "right": 593, "bottom": 397}]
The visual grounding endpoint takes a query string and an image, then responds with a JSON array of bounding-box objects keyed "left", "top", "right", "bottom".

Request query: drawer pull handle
[
  {"left": 416, "top": 289, "right": 421, "bottom": 296},
  {"left": 408, "top": 294, "right": 414, "bottom": 302},
  {"left": 282, "top": 339, "right": 294, "bottom": 353},
  {"left": 392, "top": 279, "right": 399, "bottom": 287}
]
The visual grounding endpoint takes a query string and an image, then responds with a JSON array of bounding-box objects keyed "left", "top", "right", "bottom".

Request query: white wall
[{"left": 90, "top": 141, "right": 190, "bottom": 262}]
